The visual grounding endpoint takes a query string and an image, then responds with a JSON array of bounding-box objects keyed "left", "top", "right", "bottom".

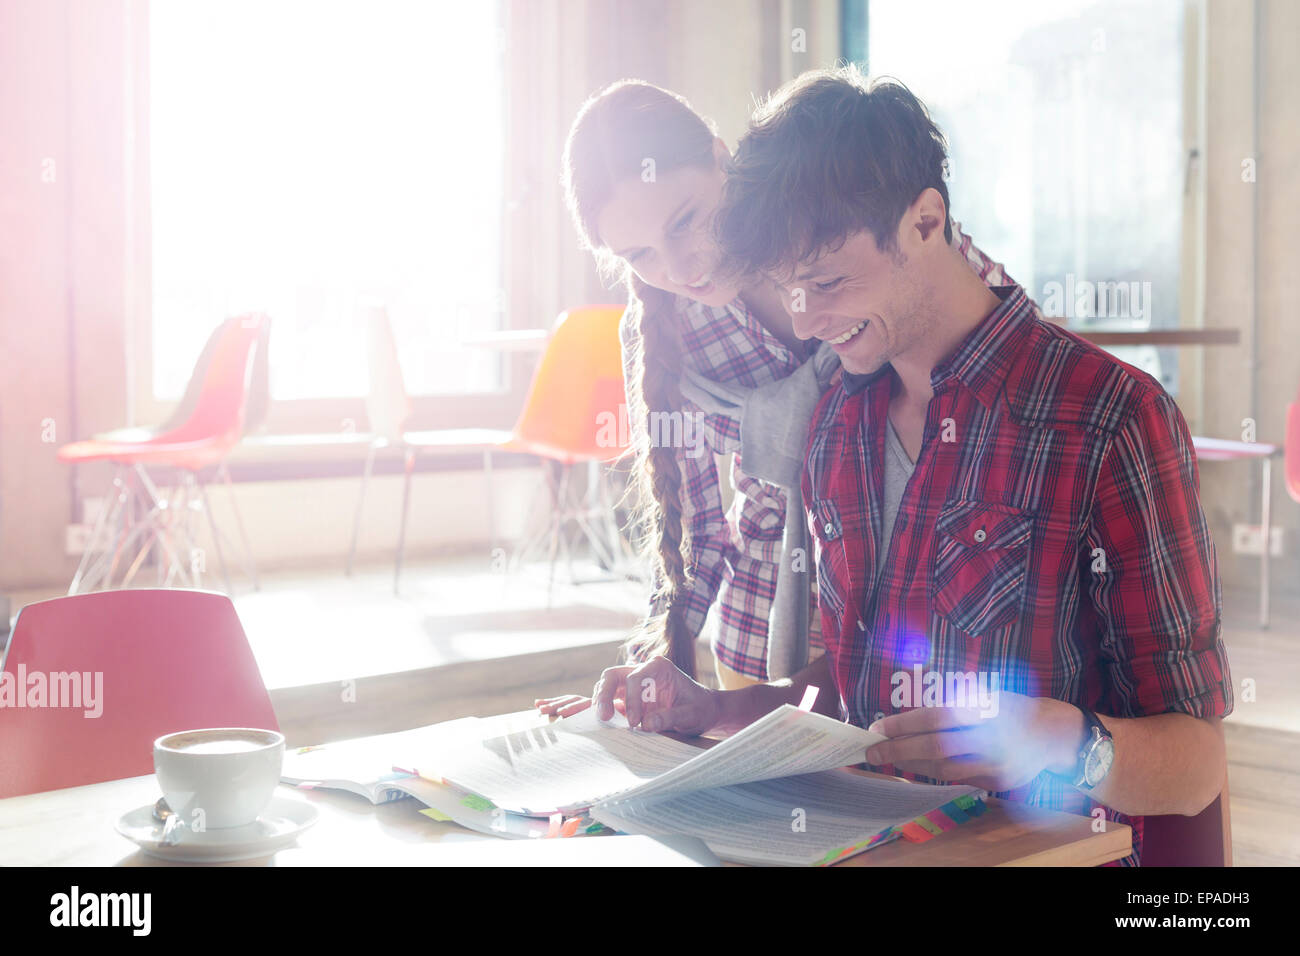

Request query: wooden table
[{"left": 0, "top": 739, "right": 1131, "bottom": 867}]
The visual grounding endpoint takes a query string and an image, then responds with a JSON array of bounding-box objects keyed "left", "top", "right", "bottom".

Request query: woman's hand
[
  {"left": 592, "top": 655, "right": 721, "bottom": 736},
  {"left": 533, "top": 694, "right": 598, "bottom": 719}
]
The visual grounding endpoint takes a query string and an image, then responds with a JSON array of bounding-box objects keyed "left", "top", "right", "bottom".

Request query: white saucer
[{"left": 115, "top": 794, "right": 320, "bottom": 863}]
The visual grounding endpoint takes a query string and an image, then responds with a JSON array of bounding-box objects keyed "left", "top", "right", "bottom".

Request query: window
[
  {"left": 862, "top": 0, "right": 1190, "bottom": 392},
  {"left": 149, "top": 0, "right": 505, "bottom": 405}
]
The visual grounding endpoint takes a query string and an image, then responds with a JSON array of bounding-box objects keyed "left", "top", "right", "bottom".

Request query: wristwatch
[{"left": 1070, "top": 707, "right": 1115, "bottom": 791}]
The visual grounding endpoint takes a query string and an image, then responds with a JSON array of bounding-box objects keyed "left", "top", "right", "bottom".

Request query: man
[{"left": 589, "top": 67, "right": 1231, "bottom": 865}]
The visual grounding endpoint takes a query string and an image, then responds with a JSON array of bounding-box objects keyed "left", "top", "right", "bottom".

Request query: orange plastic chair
[
  {"left": 502, "top": 305, "right": 632, "bottom": 597},
  {"left": 0, "top": 590, "right": 278, "bottom": 798},
  {"left": 56, "top": 314, "right": 270, "bottom": 595},
  {"left": 505, "top": 304, "right": 630, "bottom": 465}
]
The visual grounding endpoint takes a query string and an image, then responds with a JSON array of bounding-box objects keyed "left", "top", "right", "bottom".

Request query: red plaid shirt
[
  {"left": 624, "top": 224, "right": 1015, "bottom": 679},
  {"left": 802, "top": 283, "right": 1233, "bottom": 865}
]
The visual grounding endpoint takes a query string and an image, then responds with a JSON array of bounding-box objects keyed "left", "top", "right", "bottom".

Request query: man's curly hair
[{"left": 716, "top": 65, "right": 953, "bottom": 282}]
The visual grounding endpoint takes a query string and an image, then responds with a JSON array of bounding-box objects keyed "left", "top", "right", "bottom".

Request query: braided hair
[{"left": 562, "top": 80, "right": 720, "bottom": 678}]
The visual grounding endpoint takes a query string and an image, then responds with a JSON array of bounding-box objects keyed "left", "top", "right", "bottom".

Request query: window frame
[
  {"left": 847, "top": 0, "right": 1208, "bottom": 409},
  {"left": 126, "top": 0, "right": 531, "bottom": 438}
]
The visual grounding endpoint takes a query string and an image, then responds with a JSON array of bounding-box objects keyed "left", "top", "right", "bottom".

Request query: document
[
  {"left": 430, "top": 703, "right": 886, "bottom": 816},
  {"left": 592, "top": 770, "right": 983, "bottom": 866}
]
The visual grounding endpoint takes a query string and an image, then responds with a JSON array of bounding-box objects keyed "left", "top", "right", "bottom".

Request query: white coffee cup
[{"left": 153, "top": 727, "right": 285, "bottom": 830}]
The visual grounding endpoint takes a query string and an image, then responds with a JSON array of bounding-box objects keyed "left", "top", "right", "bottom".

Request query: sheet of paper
[
  {"left": 281, "top": 716, "right": 481, "bottom": 793},
  {"left": 429, "top": 708, "right": 706, "bottom": 815},
  {"left": 601, "top": 704, "right": 885, "bottom": 807},
  {"left": 591, "top": 770, "right": 981, "bottom": 866}
]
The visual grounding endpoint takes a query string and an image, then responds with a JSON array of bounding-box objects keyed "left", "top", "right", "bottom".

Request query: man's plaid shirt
[{"left": 801, "top": 283, "right": 1233, "bottom": 864}]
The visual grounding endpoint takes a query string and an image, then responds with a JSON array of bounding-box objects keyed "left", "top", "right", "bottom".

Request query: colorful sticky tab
[
  {"left": 547, "top": 813, "right": 563, "bottom": 838},
  {"left": 295, "top": 781, "right": 322, "bottom": 790},
  {"left": 459, "top": 793, "right": 495, "bottom": 812},
  {"left": 899, "top": 821, "right": 934, "bottom": 843},
  {"left": 966, "top": 799, "right": 989, "bottom": 817},
  {"left": 937, "top": 799, "right": 970, "bottom": 823},
  {"left": 914, "top": 814, "right": 945, "bottom": 837},
  {"left": 798, "top": 685, "right": 820, "bottom": 712},
  {"left": 559, "top": 817, "right": 581, "bottom": 838},
  {"left": 419, "top": 807, "right": 453, "bottom": 823},
  {"left": 924, "top": 809, "right": 958, "bottom": 832},
  {"left": 953, "top": 793, "right": 978, "bottom": 811}
]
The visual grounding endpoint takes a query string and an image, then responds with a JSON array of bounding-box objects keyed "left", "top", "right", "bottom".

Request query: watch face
[{"left": 1084, "top": 736, "right": 1115, "bottom": 787}]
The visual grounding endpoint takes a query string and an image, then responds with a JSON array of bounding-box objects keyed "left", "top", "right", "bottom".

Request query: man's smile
[{"left": 825, "top": 318, "right": 870, "bottom": 349}]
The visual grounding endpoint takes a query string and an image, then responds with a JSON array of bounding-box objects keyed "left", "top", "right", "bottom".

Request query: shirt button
[
  {"left": 824, "top": 522, "right": 835, "bottom": 536},
  {"left": 974, "top": 528, "right": 987, "bottom": 543}
]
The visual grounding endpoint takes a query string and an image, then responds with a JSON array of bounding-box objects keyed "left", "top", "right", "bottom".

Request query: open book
[
  {"left": 281, "top": 711, "right": 586, "bottom": 838},
  {"left": 426, "top": 704, "right": 985, "bottom": 865},
  {"left": 280, "top": 716, "right": 483, "bottom": 804}
]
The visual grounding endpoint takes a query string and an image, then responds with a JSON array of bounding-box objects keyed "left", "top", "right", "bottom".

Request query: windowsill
[
  {"left": 223, "top": 433, "right": 538, "bottom": 482},
  {"left": 90, "top": 428, "right": 539, "bottom": 482}
]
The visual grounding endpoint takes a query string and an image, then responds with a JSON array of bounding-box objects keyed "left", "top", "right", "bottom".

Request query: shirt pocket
[
  {"left": 809, "top": 498, "right": 846, "bottom": 622},
  {"left": 931, "top": 499, "right": 1034, "bottom": 637}
]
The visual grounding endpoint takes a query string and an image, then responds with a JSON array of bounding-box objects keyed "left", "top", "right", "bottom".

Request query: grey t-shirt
[{"left": 880, "top": 417, "right": 916, "bottom": 567}]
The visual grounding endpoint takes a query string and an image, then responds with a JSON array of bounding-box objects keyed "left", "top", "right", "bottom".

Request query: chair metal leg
[
  {"left": 198, "top": 475, "right": 234, "bottom": 595},
  {"left": 508, "top": 466, "right": 553, "bottom": 571},
  {"left": 1260, "top": 456, "right": 1272, "bottom": 629},
  {"left": 108, "top": 468, "right": 172, "bottom": 590},
  {"left": 347, "top": 441, "right": 378, "bottom": 577},
  {"left": 172, "top": 479, "right": 206, "bottom": 590},
  {"left": 220, "top": 463, "right": 260, "bottom": 590},
  {"left": 68, "top": 466, "right": 127, "bottom": 595},
  {"left": 394, "top": 447, "right": 416, "bottom": 596},
  {"left": 545, "top": 463, "right": 565, "bottom": 608}
]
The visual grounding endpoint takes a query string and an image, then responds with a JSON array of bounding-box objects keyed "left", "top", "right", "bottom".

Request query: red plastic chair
[
  {"left": 57, "top": 314, "right": 270, "bottom": 595},
  {"left": 1142, "top": 775, "right": 1232, "bottom": 866},
  {"left": 1287, "top": 389, "right": 1300, "bottom": 503},
  {"left": 0, "top": 589, "right": 277, "bottom": 798}
]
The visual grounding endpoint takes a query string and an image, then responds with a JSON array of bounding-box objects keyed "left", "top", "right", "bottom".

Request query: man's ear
[
  {"left": 904, "top": 187, "right": 949, "bottom": 250},
  {"left": 712, "top": 136, "right": 732, "bottom": 170}
]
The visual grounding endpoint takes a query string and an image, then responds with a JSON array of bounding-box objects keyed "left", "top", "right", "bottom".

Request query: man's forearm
[
  {"left": 712, "top": 654, "right": 834, "bottom": 733},
  {"left": 1043, "top": 702, "right": 1226, "bottom": 816}
]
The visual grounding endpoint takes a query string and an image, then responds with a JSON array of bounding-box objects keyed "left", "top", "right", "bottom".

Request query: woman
[{"left": 536, "top": 80, "right": 1012, "bottom": 717}]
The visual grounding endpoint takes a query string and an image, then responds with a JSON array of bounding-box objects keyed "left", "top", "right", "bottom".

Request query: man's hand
[
  {"left": 865, "top": 693, "right": 1083, "bottom": 792},
  {"left": 592, "top": 656, "right": 722, "bottom": 736}
]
